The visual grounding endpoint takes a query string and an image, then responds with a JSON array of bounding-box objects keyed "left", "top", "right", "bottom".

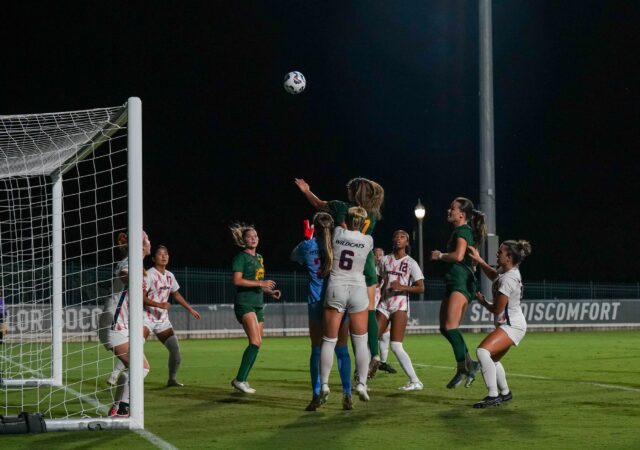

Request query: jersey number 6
[{"left": 338, "top": 250, "right": 354, "bottom": 270}]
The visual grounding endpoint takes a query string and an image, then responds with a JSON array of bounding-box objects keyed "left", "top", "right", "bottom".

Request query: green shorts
[
  {"left": 364, "top": 251, "right": 377, "bottom": 287},
  {"left": 234, "top": 304, "right": 265, "bottom": 324},
  {"left": 444, "top": 264, "right": 476, "bottom": 302}
]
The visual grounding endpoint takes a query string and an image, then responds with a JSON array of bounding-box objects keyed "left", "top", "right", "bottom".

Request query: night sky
[{"left": 2, "top": 1, "right": 639, "bottom": 282}]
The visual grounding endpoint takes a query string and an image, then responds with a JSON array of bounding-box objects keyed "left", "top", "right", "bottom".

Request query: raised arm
[
  {"left": 467, "top": 246, "right": 498, "bottom": 281},
  {"left": 294, "top": 178, "right": 328, "bottom": 210}
]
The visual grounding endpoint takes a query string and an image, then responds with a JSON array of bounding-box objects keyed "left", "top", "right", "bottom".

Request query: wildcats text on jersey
[{"left": 335, "top": 239, "right": 366, "bottom": 248}]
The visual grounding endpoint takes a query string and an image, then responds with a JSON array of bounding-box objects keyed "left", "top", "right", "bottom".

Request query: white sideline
[
  {"left": 0, "top": 354, "right": 177, "bottom": 449},
  {"left": 414, "top": 363, "right": 640, "bottom": 393}
]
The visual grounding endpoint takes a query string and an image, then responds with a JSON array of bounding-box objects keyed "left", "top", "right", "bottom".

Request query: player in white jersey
[
  {"left": 319, "top": 207, "right": 373, "bottom": 405},
  {"left": 468, "top": 239, "right": 532, "bottom": 408},
  {"left": 103, "top": 231, "right": 161, "bottom": 417},
  {"left": 375, "top": 247, "right": 397, "bottom": 374},
  {"left": 377, "top": 230, "right": 425, "bottom": 391},
  {"left": 144, "top": 245, "right": 201, "bottom": 387}
]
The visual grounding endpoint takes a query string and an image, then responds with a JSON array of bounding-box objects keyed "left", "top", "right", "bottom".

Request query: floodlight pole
[
  {"left": 479, "top": 0, "right": 498, "bottom": 297},
  {"left": 414, "top": 200, "right": 426, "bottom": 301}
]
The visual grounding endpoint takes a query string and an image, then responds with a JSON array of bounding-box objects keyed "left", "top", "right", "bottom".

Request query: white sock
[
  {"left": 379, "top": 330, "right": 390, "bottom": 363},
  {"left": 164, "top": 335, "right": 181, "bottom": 380},
  {"left": 477, "top": 347, "right": 498, "bottom": 397},
  {"left": 320, "top": 336, "right": 337, "bottom": 385},
  {"left": 110, "top": 359, "right": 126, "bottom": 383},
  {"left": 115, "top": 370, "right": 130, "bottom": 404},
  {"left": 390, "top": 341, "right": 419, "bottom": 383},
  {"left": 495, "top": 361, "right": 509, "bottom": 395},
  {"left": 351, "top": 333, "right": 369, "bottom": 386}
]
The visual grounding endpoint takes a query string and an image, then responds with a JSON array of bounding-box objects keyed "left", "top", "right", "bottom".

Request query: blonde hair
[
  {"left": 502, "top": 240, "right": 532, "bottom": 265},
  {"left": 229, "top": 222, "right": 256, "bottom": 248},
  {"left": 313, "top": 212, "right": 335, "bottom": 278},
  {"left": 347, "top": 178, "right": 384, "bottom": 219},
  {"left": 346, "top": 206, "right": 368, "bottom": 232}
]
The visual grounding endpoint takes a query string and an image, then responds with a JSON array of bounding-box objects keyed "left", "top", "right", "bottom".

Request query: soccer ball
[{"left": 283, "top": 71, "right": 306, "bottom": 94}]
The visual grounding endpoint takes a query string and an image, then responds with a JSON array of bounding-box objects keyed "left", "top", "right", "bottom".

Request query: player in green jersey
[
  {"left": 295, "top": 177, "right": 385, "bottom": 377},
  {"left": 431, "top": 197, "right": 487, "bottom": 390},
  {"left": 229, "top": 223, "right": 281, "bottom": 394}
]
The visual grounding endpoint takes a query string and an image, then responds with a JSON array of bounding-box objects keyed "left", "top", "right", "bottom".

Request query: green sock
[
  {"left": 368, "top": 310, "right": 379, "bottom": 358},
  {"left": 446, "top": 329, "right": 468, "bottom": 363},
  {"left": 236, "top": 344, "right": 260, "bottom": 382}
]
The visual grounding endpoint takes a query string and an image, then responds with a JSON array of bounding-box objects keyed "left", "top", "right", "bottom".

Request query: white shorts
[
  {"left": 499, "top": 324, "right": 526, "bottom": 346},
  {"left": 106, "top": 329, "right": 129, "bottom": 350},
  {"left": 144, "top": 316, "right": 173, "bottom": 335},
  {"left": 376, "top": 296, "right": 409, "bottom": 319},
  {"left": 324, "top": 283, "right": 368, "bottom": 314}
]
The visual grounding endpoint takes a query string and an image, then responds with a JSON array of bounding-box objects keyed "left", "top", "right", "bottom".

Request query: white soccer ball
[{"left": 283, "top": 71, "right": 306, "bottom": 94}]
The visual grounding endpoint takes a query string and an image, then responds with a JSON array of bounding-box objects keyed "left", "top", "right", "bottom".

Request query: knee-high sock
[
  {"left": 477, "top": 347, "right": 498, "bottom": 397},
  {"left": 320, "top": 337, "right": 337, "bottom": 385},
  {"left": 310, "top": 346, "right": 321, "bottom": 396},
  {"left": 379, "top": 330, "right": 390, "bottom": 363},
  {"left": 495, "top": 361, "right": 509, "bottom": 395},
  {"left": 367, "top": 311, "right": 379, "bottom": 358},
  {"left": 116, "top": 368, "right": 149, "bottom": 405},
  {"left": 164, "top": 335, "right": 181, "bottom": 381},
  {"left": 390, "top": 341, "right": 420, "bottom": 383},
  {"left": 335, "top": 345, "right": 352, "bottom": 395},
  {"left": 351, "top": 333, "right": 369, "bottom": 386},
  {"left": 236, "top": 344, "right": 260, "bottom": 382},
  {"left": 446, "top": 329, "right": 468, "bottom": 365},
  {"left": 110, "top": 358, "right": 126, "bottom": 382}
]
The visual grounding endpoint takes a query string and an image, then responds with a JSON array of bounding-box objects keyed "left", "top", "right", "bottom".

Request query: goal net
[{"left": 0, "top": 98, "right": 145, "bottom": 431}]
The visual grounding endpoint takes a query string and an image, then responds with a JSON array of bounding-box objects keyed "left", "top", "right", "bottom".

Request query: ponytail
[
  {"left": 454, "top": 197, "right": 487, "bottom": 248},
  {"left": 313, "top": 212, "right": 335, "bottom": 278}
]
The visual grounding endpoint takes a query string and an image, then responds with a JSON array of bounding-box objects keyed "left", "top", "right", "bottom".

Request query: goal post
[{"left": 0, "top": 97, "right": 144, "bottom": 431}]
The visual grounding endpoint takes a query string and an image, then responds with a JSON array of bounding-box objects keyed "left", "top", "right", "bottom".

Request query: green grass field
[{"left": 2, "top": 330, "right": 639, "bottom": 449}]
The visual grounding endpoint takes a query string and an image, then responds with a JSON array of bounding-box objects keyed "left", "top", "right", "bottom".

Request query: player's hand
[
  {"left": 271, "top": 290, "right": 282, "bottom": 300},
  {"left": 303, "top": 219, "right": 314, "bottom": 240},
  {"left": 190, "top": 309, "right": 201, "bottom": 320},
  {"left": 475, "top": 292, "right": 486, "bottom": 304},
  {"left": 389, "top": 280, "right": 404, "bottom": 292},
  {"left": 260, "top": 280, "right": 276, "bottom": 290},
  {"left": 158, "top": 301, "right": 170, "bottom": 310},
  {"left": 467, "top": 246, "right": 482, "bottom": 262},
  {"left": 430, "top": 250, "right": 442, "bottom": 261},
  {"left": 294, "top": 178, "right": 310, "bottom": 193}
]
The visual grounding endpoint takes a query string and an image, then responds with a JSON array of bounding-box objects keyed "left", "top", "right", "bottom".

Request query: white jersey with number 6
[{"left": 329, "top": 227, "right": 373, "bottom": 286}]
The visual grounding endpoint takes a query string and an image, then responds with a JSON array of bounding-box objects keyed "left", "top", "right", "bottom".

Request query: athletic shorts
[
  {"left": 234, "top": 304, "right": 265, "bottom": 324},
  {"left": 364, "top": 251, "right": 377, "bottom": 287},
  {"left": 376, "top": 296, "right": 409, "bottom": 319},
  {"left": 106, "top": 329, "right": 129, "bottom": 350},
  {"left": 499, "top": 323, "right": 526, "bottom": 346},
  {"left": 324, "top": 283, "right": 368, "bottom": 314},
  {"left": 444, "top": 265, "right": 476, "bottom": 302},
  {"left": 144, "top": 316, "right": 173, "bottom": 335}
]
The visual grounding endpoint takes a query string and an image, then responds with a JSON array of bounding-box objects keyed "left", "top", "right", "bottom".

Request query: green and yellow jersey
[{"left": 232, "top": 251, "right": 265, "bottom": 307}]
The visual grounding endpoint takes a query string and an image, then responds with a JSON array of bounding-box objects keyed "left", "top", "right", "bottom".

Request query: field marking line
[
  {"left": 414, "top": 363, "right": 640, "bottom": 392},
  {"left": 0, "top": 353, "right": 178, "bottom": 449}
]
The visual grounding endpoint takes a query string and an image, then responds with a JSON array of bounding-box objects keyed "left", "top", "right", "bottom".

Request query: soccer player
[
  {"left": 377, "top": 230, "right": 425, "bottom": 391},
  {"left": 468, "top": 240, "right": 532, "bottom": 408},
  {"left": 105, "top": 231, "right": 164, "bottom": 417},
  {"left": 230, "top": 223, "right": 281, "bottom": 394},
  {"left": 374, "top": 247, "right": 396, "bottom": 374},
  {"left": 143, "top": 245, "right": 201, "bottom": 387},
  {"left": 295, "top": 177, "right": 384, "bottom": 377},
  {"left": 318, "top": 207, "right": 373, "bottom": 405},
  {"left": 291, "top": 213, "right": 353, "bottom": 410},
  {"left": 430, "top": 197, "right": 487, "bottom": 389}
]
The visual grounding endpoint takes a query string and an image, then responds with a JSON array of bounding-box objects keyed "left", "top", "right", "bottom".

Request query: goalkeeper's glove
[{"left": 303, "top": 219, "right": 314, "bottom": 240}]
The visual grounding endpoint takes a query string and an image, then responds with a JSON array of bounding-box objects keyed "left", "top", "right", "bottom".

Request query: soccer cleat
[
  {"left": 231, "top": 379, "right": 256, "bottom": 394},
  {"left": 399, "top": 381, "right": 424, "bottom": 391},
  {"left": 500, "top": 391, "right": 513, "bottom": 402},
  {"left": 473, "top": 396, "right": 502, "bottom": 409},
  {"left": 108, "top": 402, "right": 129, "bottom": 417},
  {"left": 355, "top": 383, "right": 370, "bottom": 402},
  {"left": 342, "top": 394, "right": 353, "bottom": 410},
  {"left": 305, "top": 395, "right": 322, "bottom": 412},
  {"left": 465, "top": 361, "right": 481, "bottom": 388},
  {"left": 446, "top": 370, "right": 467, "bottom": 389},
  {"left": 319, "top": 383, "right": 330, "bottom": 404},
  {"left": 367, "top": 359, "right": 380, "bottom": 379},
  {"left": 167, "top": 379, "right": 184, "bottom": 387},
  {"left": 378, "top": 362, "right": 397, "bottom": 374}
]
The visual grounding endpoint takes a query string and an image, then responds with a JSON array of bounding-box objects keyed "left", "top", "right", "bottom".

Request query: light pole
[{"left": 414, "top": 199, "right": 426, "bottom": 301}]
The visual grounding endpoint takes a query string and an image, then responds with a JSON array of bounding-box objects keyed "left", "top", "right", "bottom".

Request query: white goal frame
[{"left": 0, "top": 97, "right": 145, "bottom": 431}]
